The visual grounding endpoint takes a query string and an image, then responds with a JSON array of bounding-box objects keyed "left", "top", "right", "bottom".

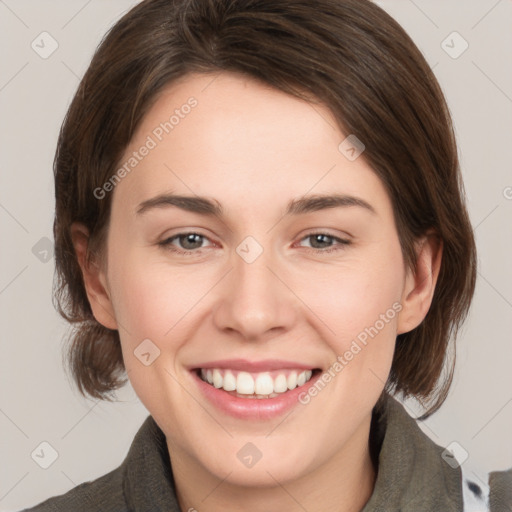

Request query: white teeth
[
  {"left": 287, "top": 372, "right": 297, "bottom": 390},
  {"left": 273, "top": 374, "right": 288, "bottom": 393},
  {"left": 255, "top": 373, "right": 274, "bottom": 395},
  {"left": 236, "top": 372, "right": 255, "bottom": 394},
  {"left": 223, "top": 371, "right": 236, "bottom": 391},
  {"left": 212, "top": 369, "right": 223, "bottom": 388},
  {"left": 199, "top": 368, "right": 315, "bottom": 397}
]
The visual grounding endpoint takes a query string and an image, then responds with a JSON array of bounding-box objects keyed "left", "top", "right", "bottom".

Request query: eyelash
[{"left": 157, "top": 231, "right": 351, "bottom": 256}]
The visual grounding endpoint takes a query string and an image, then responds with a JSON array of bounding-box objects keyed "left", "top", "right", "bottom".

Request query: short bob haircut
[{"left": 53, "top": 0, "right": 476, "bottom": 419}]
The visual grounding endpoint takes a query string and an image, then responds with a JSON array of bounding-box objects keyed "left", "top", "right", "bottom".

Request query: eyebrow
[{"left": 136, "top": 192, "right": 376, "bottom": 217}]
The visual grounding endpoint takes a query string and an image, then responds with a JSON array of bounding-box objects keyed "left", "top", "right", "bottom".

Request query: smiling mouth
[{"left": 195, "top": 368, "right": 321, "bottom": 399}]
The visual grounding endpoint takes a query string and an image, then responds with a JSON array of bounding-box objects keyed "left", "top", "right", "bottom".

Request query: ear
[
  {"left": 397, "top": 232, "right": 443, "bottom": 335},
  {"left": 70, "top": 222, "right": 118, "bottom": 330}
]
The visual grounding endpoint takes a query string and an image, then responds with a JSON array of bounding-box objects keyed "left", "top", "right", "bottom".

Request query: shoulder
[{"left": 18, "top": 466, "right": 126, "bottom": 512}]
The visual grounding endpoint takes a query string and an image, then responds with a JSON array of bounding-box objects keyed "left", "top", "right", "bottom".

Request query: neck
[{"left": 168, "top": 413, "right": 377, "bottom": 512}]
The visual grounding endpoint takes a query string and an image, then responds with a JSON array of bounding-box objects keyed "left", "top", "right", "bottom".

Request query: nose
[{"left": 212, "top": 243, "right": 298, "bottom": 342}]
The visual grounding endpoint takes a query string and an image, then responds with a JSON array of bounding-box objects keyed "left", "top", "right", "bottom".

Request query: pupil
[
  {"left": 311, "top": 234, "right": 331, "bottom": 248},
  {"left": 182, "top": 234, "right": 202, "bottom": 249}
]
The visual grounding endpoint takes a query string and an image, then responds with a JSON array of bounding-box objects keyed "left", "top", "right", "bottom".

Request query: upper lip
[{"left": 191, "top": 359, "right": 318, "bottom": 372}]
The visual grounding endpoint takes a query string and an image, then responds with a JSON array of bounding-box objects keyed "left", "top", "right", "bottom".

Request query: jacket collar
[
  {"left": 121, "top": 394, "right": 463, "bottom": 511},
  {"left": 121, "top": 415, "right": 179, "bottom": 511}
]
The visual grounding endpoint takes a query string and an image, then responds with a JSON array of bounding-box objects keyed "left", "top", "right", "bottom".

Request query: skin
[{"left": 72, "top": 71, "right": 442, "bottom": 512}]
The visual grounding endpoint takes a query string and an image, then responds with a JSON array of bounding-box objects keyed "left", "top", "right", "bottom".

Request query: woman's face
[{"left": 93, "top": 72, "right": 418, "bottom": 486}]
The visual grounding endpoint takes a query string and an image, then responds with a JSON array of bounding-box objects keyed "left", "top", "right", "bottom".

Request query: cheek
[
  {"left": 106, "top": 254, "right": 199, "bottom": 413},
  {"left": 296, "top": 241, "right": 405, "bottom": 361},
  {"left": 110, "top": 269, "right": 169, "bottom": 340},
  {"left": 106, "top": 249, "right": 220, "bottom": 385},
  {"left": 304, "top": 250, "right": 404, "bottom": 328},
  {"left": 108, "top": 245, "right": 203, "bottom": 335}
]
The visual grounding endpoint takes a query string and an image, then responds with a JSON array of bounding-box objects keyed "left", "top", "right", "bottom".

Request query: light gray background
[{"left": 1, "top": 1, "right": 511, "bottom": 510}]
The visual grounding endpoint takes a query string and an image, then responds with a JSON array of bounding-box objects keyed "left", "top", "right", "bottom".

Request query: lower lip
[{"left": 190, "top": 370, "right": 322, "bottom": 420}]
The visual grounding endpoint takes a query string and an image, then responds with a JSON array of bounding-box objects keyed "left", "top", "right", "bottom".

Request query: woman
[{"left": 21, "top": 0, "right": 511, "bottom": 510}]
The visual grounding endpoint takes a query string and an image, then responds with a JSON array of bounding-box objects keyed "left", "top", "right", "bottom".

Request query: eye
[
  {"left": 158, "top": 231, "right": 351, "bottom": 256},
  {"left": 158, "top": 232, "right": 214, "bottom": 254},
  {"left": 297, "top": 232, "right": 351, "bottom": 254}
]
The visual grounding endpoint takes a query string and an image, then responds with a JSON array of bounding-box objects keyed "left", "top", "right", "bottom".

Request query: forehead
[{"left": 112, "top": 71, "right": 389, "bottom": 215}]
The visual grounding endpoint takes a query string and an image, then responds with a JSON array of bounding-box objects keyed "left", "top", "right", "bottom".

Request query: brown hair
[{"left": 53, "top": 0, "right": 476, "bottom": 418}]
